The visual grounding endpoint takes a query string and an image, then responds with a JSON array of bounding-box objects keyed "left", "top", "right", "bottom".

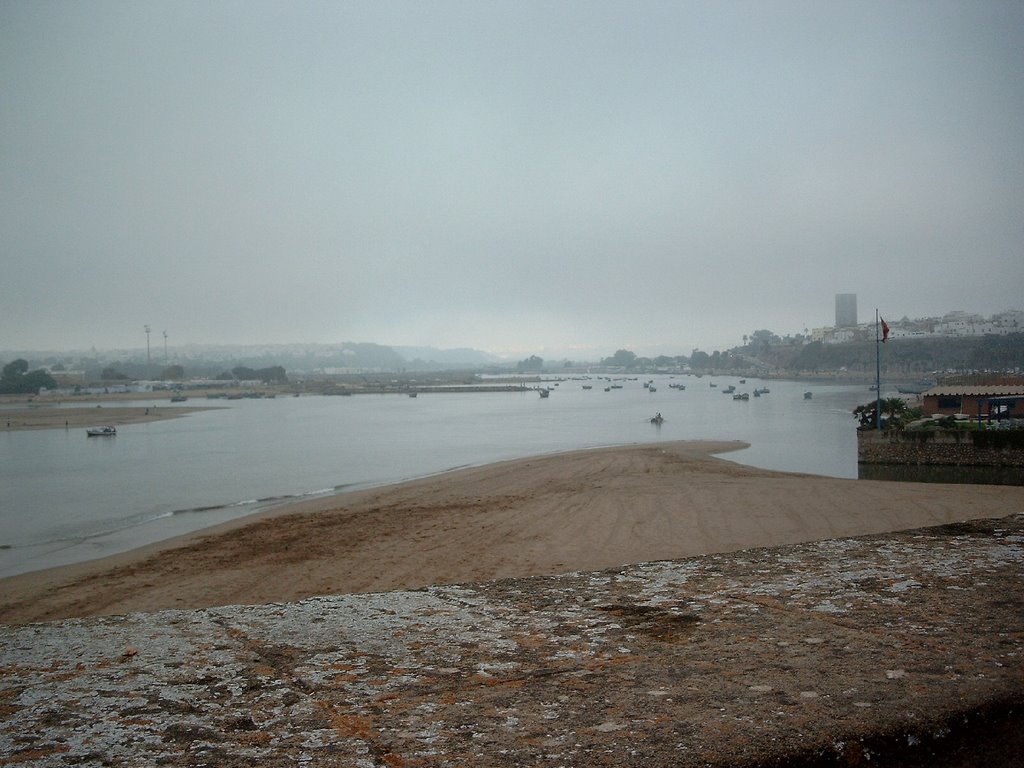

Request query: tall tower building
[{"left": 835, "top": 294, "right": 857, "bottom": 327}]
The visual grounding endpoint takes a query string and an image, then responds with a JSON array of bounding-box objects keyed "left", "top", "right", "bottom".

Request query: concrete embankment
[
  {"left": 858, "top": 428, "right": 1024, "bottom": 468},
  {"left": 2, "top": 515, "right": 1022, "bottom": 766}
]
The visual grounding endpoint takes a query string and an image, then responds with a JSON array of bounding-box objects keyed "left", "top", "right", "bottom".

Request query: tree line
[
  {"left": 514, "top": 333, "right": 1024, "bottom": 375},
  {"left": 0, "top": 359, "right": 58, "bottom": 394}
]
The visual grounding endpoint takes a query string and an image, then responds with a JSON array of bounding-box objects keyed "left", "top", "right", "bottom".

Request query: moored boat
[{"left": 86, "top": 426, "right": 116, "bottom": 437}]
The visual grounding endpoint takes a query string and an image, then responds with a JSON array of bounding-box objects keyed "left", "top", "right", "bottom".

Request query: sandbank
[
  {"left": 0, "top": 405, "right": 216, "bottom": 431},
  {"left": 2, "top": 440, "right": 1023, "bottom": 625}
]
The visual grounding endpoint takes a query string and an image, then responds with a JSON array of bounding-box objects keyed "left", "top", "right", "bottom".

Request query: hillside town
[
  {"left": 1, "top": 307, "right": 1022, "bottom": 393},
  {"left": 816, "top": 309, "right": 1024, "bottom": 345}
]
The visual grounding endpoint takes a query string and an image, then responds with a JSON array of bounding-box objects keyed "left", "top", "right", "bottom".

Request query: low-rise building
[{"left": 920, "top": 385, "right": 1024, "bottom": 419}]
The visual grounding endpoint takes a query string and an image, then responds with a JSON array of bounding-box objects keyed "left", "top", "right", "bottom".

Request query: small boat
[
  {"left": 408, "top": 392, "right": 418, "bottom": 398},
  {"left": 582, "top": 385, "right": 592, "bottom": 390},
  {"left": 170, "top": 394, "right": 187, "bottom": 402},
  {"left": 538, "top": 388, "right": 550, "bottom": 398},
  {"left": 648, "top": 385, "right": 657, "bottom": 392},
  {"left": 804, "top": 391, "right": 813, "bottom": 399},
  {"left": 650, "top": 413, "right": 664, "bottom": 425},
  {"left": 86, "top": 426, "right": 117, "bottom": 437},
  {"left": 722, "top": 385, "right": 736, "bottom": 394},
  {"left": 733, "top": 392, "right": 749, "bottom": 401}
]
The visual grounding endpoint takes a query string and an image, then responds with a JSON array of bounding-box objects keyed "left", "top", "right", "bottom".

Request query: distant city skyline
[{"left": 2, "top": 306, "right": 1020, "bottom": 364}]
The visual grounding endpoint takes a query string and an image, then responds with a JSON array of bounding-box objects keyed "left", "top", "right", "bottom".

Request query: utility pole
[{"left": 145, "top": 325, "right": 151, "bottom": 380}]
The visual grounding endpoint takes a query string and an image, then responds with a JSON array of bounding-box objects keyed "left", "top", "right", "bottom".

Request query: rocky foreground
[{"left": 2, "top": 514, "right": 1022, "bottom": 766}]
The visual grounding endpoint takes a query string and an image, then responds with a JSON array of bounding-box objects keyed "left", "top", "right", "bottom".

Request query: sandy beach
[
  {"left": 3, "top": 440, "right": 1023, "bottom": 625},
  {"left": 0, "top": 404, "right": 216, "bottom": 431}
]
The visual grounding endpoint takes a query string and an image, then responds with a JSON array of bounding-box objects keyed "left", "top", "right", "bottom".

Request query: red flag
[{"left": 881, "top": 317, "right": 890, "bottom": 343}]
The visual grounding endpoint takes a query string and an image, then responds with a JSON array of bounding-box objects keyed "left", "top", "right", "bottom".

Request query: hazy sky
[{"left": 3, "top": 1, "right": 1022, "bottom": 359}]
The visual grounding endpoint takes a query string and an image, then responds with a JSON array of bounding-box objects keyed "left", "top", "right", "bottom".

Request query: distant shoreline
[{"left": 0, "top": 404, "right": 216, "bottom": 431}]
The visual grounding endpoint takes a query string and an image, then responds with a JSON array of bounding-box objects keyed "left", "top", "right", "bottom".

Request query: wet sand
[
  {"left": 2, "top": 440, "right": 1023, "bottom": 625},
  {"left": 0, "top": 405, "right": 216, "bottom": 431}
]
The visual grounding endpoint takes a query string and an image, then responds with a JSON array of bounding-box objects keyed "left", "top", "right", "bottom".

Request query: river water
[{"left": 0, "top": 375, "right": 870, "bottom": 577}]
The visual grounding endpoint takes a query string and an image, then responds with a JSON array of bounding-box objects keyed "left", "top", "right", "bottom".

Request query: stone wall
[{"left": 857, "top": 428, "right": 1024, "bottom": 467}]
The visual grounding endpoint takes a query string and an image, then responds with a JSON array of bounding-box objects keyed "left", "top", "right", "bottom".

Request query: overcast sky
[{"left": 2, "top": 1, "right": 1022, "bottom": 359}]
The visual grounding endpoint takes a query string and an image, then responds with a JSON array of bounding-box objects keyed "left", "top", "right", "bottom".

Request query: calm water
[{"left": 0, "top": 376, "right": 870, "bottom": 577}]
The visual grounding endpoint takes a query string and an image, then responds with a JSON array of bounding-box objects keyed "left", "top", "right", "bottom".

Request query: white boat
[{"left": 86, "top": 426, "right": 117, "bottom": 437}]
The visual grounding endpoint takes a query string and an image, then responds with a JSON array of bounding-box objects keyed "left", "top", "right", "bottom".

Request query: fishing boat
[{"left": 86, "top": 426, "right": 116, "bottom": 437}]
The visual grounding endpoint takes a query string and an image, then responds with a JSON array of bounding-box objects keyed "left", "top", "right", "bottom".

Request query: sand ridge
[
  {"left": 2, "top": 440, "right": 1023, "bottom": 624},
  {"left": 0, "top": 405, "right": 216, "bottom": 430}
]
